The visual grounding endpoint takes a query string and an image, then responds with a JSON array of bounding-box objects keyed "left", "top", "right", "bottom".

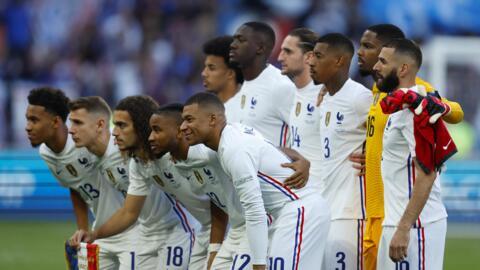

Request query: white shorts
[
  {"left": 189, "top": 225, "right": 210, "bottom": 270},
  {"left": 268, "top": 194, "right": 330, "bottom": 270},
  {"left": 95, "top": 232, "right": 137, "bottom": 270},
  {"left": 322, "top": 219, "right": 365, "bottom": 270},
  {"left": 377, "top": 218, "right": 446, "bottom": 270},
  {"left": 135, "top": 226, "right": 194, "bottom": 270},
  {"left": 211, "top": 224, "right": 252, "bottom": 270}
]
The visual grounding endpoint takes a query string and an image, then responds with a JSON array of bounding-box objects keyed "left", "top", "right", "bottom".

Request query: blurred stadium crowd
[{"left": 1, "top": 0, "right": 480, "bottom": 154}]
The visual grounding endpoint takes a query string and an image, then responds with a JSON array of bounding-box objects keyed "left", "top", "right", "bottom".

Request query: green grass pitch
[{"left": 0, "top": 221, "right": 478, "bottom": 269}]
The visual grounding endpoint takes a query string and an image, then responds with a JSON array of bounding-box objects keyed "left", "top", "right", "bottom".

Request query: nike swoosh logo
[{"left": 443, "top": 139, "right": 452, "bottom": 150}]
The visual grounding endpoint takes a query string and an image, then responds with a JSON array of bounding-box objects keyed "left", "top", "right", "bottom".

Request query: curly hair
[
  {"left": 27, "top": 87, "right": 70, "bottom": 122},
  {"left": 115, "top": 95, "right": 159, "bottom": 161}
]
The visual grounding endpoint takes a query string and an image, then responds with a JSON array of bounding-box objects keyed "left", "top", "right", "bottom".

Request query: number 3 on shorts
[{"left": 336, "top": 251, "right": 345, "bottom": 270}]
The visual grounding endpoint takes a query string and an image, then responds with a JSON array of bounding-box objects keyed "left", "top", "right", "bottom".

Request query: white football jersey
[
  {"left": 217, "top": 123, "right": 315, "bottom": 264},
  {"left": 381, "top": 86, "right": 447, "bottom": 227},
  {"left": 96, "top": 134, "right": 129, "bottom": 196},
  {"left": 127, "top": 158, "right": 198, "bottom": 238},
  {"left": 318, "top": 78, "right": 372, "bottom": 220},
  {"left": 94, "top": 134, "right": 185, "bottom": 238},
  {"left": 288, "top": 80, "right": 324, "bottom": 190},
  {"left": 39, "top": 135, "right": 126, "bottom": 232},
  {"left": 128, "top": 155, "right": 211, "bottom": 229},
  {"left": 228, "top": 64, "right": 295, "bottom": 147},
  {"left": 174, "top": 144, "right": 245, "bottom": 229},
  {"left": 224, "top": 91, "right": 241, "bottom": 124}
]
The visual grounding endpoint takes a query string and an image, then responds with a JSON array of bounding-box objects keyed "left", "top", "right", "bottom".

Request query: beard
[{"left": 377, "top": 69, "right": 399, "bottom": 93}]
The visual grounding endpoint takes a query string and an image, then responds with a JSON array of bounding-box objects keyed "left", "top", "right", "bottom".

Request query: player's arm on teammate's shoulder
[
  {"left": 69, "top": 188, "right": 89, "bottom": 230},
  {"left": 389, "top": 160, "right": 437, "bottom": 262},
  {"left": 280, "top": 147, "right": 310, "bottom": 188},
  {"left": 70, "top": 194, "right": 146, "bottom": 248},
  {"left": 207, "top": 202, "right": 228, "bottom": 269}
]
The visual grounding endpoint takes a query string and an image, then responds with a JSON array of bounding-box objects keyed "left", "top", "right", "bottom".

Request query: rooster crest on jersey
[
  {"left": 203, "top": 168, "right": 213, "bottom": 177},
  {"left": 307, "top": 103, "right": 314, "bottom": 115},
  {"left": 336, "top": 112, "right": 344, "bottom": 124},
  {"left": 295, "top": 102, "right": 302, "bottom": 116},
  {"left": 78, "top": 157, "right": 92, "bottom": 168},
  {"left": 250, "top": 97, "right": 257, "bottom": 109},
  {"left": 164, "top": 171, "right": 174, "bottom": 181},
  {"left": 117, "top": 167, "right": 126, "bottom": 175}
]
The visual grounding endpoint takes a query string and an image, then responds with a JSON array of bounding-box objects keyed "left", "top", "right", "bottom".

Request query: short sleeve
[
  {"left": 39, "top": 147, "right": 69, "bottom": 187},
  {"left": 275, "top": 82, "right": 295, "bottom": 124},
  {"left": 354, "top": 89, "right": 373, "bottom": 123},
  {"left": 127, "top": 159, "right": 153, "bottom": 196},
  {"left": 399, "top": 111, "right": 416, "bottom": 158}
]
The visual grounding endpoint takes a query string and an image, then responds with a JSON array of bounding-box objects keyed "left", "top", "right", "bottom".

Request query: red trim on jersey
[
  {"left": 267, "top": 213, "right": 273, "bottom": 226},
  {"left": 293, "top": 206, "right": 305, "bottom": 270},
  {"left": 357, "top": 219, "right": 364, "bottom": 270},
  {"left": 359, "top": 175, "right": 366, "bottom": 220},
  {"left": 175, "top": 200, "right": 196, "bottom": 245},
  {"left": 411, "top": 160, "right": 422, "bottom": 228},
  {"left": 421, "top": 227, "right": 426, "bottom": 270},
  {"left": 282, "top": 123, "right": 289, "bottom": 147},
  {"left": 258, "top": 171, "right": 299, "bottom": 200}
]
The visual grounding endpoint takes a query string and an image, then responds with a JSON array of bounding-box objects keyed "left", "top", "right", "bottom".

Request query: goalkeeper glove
[{"left": 414, "top": 95, "right": 451, "bottom": 124}]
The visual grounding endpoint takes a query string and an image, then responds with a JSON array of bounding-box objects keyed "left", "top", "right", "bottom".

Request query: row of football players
[{"left": 25, "top": 21, "right": 463, "bottom": 270}]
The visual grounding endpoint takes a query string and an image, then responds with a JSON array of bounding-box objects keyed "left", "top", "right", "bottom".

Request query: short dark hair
[
  {"left": 153, "top": 103, "right": 184, "bottom": 126},
  {"left": 203, "top": 36, "right": 243, "bottom": 84},
  {"left": 27, "top": 87, "right": 70, "bottom": 122},
  {"left": 184, "top": 92, "right": 225, "bottom": 113},
  {"left": 366, "top": 24, "right": 405, "bottom": 44},
  {"left": 68, "top": 96, "right": 111, "bottom": 118},
  {"left": 316, "top": 33, "right": 354, "bottom": 56},
  {"left": 384, "top": 38, "right": 422, "bottom": 68},
  {"left": 243, "top": 21, "right": 276, "bottom": 56},
  {"left": 288, "top": 28, "right": 318, "bottom": 53},
  {"left": 115, "top": 95, "right": 159, "bottom": 160}
]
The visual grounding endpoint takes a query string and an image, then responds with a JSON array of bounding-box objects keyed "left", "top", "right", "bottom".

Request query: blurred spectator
[{"left": 0, "top": 0, "right": 479, "bottom": 157}]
